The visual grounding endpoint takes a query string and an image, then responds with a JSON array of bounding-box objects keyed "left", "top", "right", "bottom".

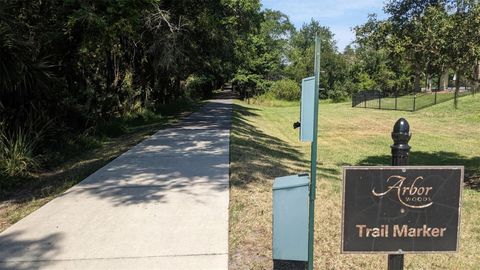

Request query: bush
[
  {"left": 327, "top": 81, "right": 352, "bottom": 103},
  {"left": 126, "top": 109, "right": 162, "bottom": 125},
  {"left": 95, "top": 120, "right": 128, "bottom": 138},
  {"left": 269, "top": 79, "right": 300, "bottom": 101},
  {"left": 356, "top": 72, "right": 376, "bottom": 90},
  {"left": 232, "top": 74, "right": 269, "bottom": 99},
  {"left": 185, "top": 75, "right": 215, "bottom": 99},
  {"left": 75, "top": 135, "right": 102, "bottom": 151}
]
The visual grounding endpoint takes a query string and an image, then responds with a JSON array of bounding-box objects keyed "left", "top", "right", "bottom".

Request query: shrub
[
  {"left": 75, "top": 135, "right": 102, "bottom": 150},
  {"left": 327, "top": 81, "right": 352, "bottom": 103},
  {"left": 232, "top": 74, "right": 269, "bottom": 99},
  {"left": 126, "top": 109, "right": 162, "bottom": 125},
  {"left": 269, "top": 79, "right": 300, "bottom": 101},
  {"left": 95, "top": 120, "right": 128, "bottom": 138},
  {"left": 185, "top": 75, "right": 215, "bottom": 98}
]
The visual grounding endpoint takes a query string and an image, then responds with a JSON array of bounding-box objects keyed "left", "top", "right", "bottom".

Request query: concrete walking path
[{"left": 0, "top": 93, "right": 232, "bottom": 269}]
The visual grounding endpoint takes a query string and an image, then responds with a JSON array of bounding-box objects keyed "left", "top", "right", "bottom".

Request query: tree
[
  {"left": 354, "top": 0, "right": 480, "bottom": 101},
  {"left": 232, "top": 6, "right": 295, "bottom": 97},
  {"left": 285, "top": 20, "right": 348, "bottom": 98}
]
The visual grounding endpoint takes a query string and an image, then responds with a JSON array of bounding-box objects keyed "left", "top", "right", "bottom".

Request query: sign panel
[
  {"left": 300, "top": 76, "right": 315, "bottom": 142},
  {"left": 342, "top": 166, "right": 463, "bottom": 253}
]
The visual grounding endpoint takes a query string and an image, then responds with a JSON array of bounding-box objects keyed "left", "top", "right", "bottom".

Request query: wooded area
[{"left": 1, "top": 0, "right": 479, "bottom": 179}]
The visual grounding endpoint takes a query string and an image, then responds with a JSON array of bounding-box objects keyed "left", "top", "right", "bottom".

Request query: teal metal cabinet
[{"left": 272, "top": 174, "right": 309, "bottom": 262}]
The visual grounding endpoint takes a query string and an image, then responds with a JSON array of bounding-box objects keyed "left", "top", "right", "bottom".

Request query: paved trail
[{"left": 0, "top": 92, "right": 232, "bottom": 270}]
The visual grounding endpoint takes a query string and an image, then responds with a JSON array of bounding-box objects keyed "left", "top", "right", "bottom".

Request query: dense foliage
[
  {"left": 0, "top": 0, "right": 265, "bottom": 175},
  {"left": 0, "top": 0, "right": 256, "bottom": 127},
  {"left": 1, "top": 0, "right": 479, "bottom": 177}
]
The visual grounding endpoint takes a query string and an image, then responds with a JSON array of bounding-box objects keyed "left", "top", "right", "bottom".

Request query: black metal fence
[{"left": 352, "top": 88, "right": 474, "bottom": 111}]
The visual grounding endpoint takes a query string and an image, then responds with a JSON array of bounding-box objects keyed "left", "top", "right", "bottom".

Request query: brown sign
[{"left": 341, "top": 166, "right": 463, "bottom": 253}]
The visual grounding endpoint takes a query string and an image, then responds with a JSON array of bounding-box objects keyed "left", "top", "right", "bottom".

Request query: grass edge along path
[
  {"left": 0, "top": 100, "right": 205, "bottom": 233},
  {"left": 229, "top": 94, "right": 480, "bottom": 269}
]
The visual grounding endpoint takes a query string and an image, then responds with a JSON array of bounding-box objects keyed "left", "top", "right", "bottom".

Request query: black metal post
[
  {"left": 412, "top": 95, "right": 416, "bottom": 111},
  {"left": 395, "top": 90, "right": 398, "bottom": 110},
  {"left": 388, "top": 118, "right": 411, "bottom": 270},
  {"left": 364, "top": 92, "right": 367, "bottom": 108},
  {"left": 434, "top": 91, "right": 437, "bottom": 104},
  {"left": 454, "top": 89, "right": 458, "bottom": 109}
]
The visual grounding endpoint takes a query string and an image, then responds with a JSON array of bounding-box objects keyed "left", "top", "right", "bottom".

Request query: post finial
[
  {"left": 391, "top": 118, "right": 411, "bottom": 166},
  {"left": 392, "top": 118, "right": 411, "bottom": 146}
]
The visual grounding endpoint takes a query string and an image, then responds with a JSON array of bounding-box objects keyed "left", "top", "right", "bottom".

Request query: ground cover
[{"left": 229, "top": 94, "right": 480, "bottom": 269}]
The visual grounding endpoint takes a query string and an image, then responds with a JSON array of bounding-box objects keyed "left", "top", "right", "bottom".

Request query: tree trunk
[
  {"left": 437, "top": 72, "right": 441, "bottom": 92},
  {"left": 414, "top": 65, "right": 421, "bottom": 93},
  {"left": 439, "top": 69, "right": 449, "bottom": 91},
  {"left": 454, "top": 71, "right": 461, "bottom": 109},
  {"left": 473, "top": 59, "right": 479, "bottom": 95},
  {"left": 426, "top": 74, "right": 432, "bottom": 92}
]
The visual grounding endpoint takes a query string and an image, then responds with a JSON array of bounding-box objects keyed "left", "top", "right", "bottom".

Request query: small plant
[
  {"left": 0, "top": 127, "right": 39, "bottom": 176},
  {"left": 0, "top": 111, "right": 54, "bottom": 177}
]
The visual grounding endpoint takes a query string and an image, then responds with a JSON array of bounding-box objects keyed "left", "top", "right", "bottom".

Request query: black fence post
[
  {"left": 378, "top": 93, "right": 381, "bottom": 109},
  {"left": 364, "top": 92, "right": 367, "bottom": 108},
  {"left": 388, "top": 118, "right": 411, "bottom": 270},
  {"left": 454, "top": 90, "right": 458, "bottom": 109},
  {"left": 395, "top": 90, "right": 398, "bottom": 110},
  {"left": 434, "top": 91, "right": 437, "bottom": 105},
  {"left": 413, "top": 95, "right": 416, "bottom": 111}
]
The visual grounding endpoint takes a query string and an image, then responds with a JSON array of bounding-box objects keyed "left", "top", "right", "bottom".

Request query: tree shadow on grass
[
  {"left": 230, "top": 104, "right": 309, "bottom": 188},
  {"left": 357, "top": 151, "right": 480, "bottom": 190}
]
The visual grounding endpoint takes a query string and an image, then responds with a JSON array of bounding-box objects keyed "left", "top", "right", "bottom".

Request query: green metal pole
[{"left": 308, "top": 33, "right": 321, "bottom": 270}]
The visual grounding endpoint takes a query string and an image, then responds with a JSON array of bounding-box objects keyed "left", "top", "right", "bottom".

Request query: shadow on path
[{"left": 0, "top": 231, "right": 63, "bottom": 270}]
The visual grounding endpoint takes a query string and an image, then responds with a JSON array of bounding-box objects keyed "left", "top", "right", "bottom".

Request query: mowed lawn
[{"left": 229, "top": 94, "right": 480, "bottom": 269}]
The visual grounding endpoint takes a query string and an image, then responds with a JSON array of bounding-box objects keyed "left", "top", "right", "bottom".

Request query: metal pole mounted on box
[{"left": 307, "top": 33, "right": 321, "bottom": 270}]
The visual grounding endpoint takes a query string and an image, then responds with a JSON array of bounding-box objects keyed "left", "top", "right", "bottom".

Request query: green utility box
[{"left": 272, "top": 174, "right": 309, "bottom": 262}]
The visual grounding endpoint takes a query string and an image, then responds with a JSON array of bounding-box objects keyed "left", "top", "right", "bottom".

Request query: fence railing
[{"left": 352, "top": 88, "right": 473, "bottom": 111}]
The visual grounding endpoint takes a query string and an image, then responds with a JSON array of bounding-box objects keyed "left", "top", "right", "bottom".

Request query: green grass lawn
[{"left": 229, "top": 94, "right": 480, "bottom": 269}]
